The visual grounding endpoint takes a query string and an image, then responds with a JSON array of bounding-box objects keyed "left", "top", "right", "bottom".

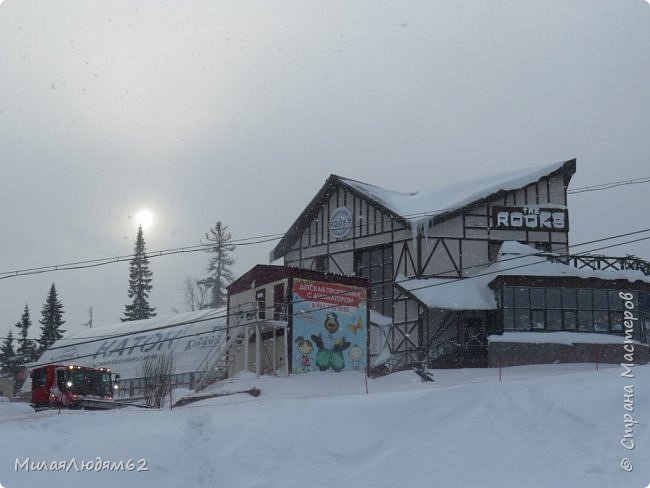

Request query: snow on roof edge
[
  {"left": 338, "top": 159, "right": 573, "bottom": 227},
  {"left": 488, "top": 331, "right": 644, "bottom": 345}
]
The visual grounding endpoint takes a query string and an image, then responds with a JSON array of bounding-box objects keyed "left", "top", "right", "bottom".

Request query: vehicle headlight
[{"left": 66, "top": 381, "right": 73, "bottom": 388}]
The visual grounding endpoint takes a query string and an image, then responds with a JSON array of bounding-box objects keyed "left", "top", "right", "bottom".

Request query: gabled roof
[{"left": 270, "top": 159, "right": 576, "bottom": 262}]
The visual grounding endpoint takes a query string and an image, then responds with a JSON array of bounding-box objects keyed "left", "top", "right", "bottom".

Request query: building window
[
  {"left": 533, "top": 242, "right": 553, "bottom": 253},
  {"left": 355, "top": 245, "right": 393, "bottom": 317},
  {"left": 312, "top": 255, "right": 328, "bottom": 273},
  {"left": 500, "top": 286, "right": 640, "bottom": 336},
  {"left": 488, "top": 241, "right": 503, "bottom": 262},
  {"left": 273, "top": 283, "right": 286, "bottom": 320},
  {"left": 256, "top": 289, "right": 266, "bottom": 320},
  {"left": 563, "top": 311, "right": 576, "bottom": 330},
  {"left": 31, "top": 369, "right": 47, "bottom": 389}
]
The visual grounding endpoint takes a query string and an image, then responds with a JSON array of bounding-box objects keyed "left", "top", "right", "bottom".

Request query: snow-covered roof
[
  {"left": 396, "top": 241, "right": 650, "bottom": 310},
  {"left": 491, "top": 241, "right": 650, "bottom": 283},
  {"left": 338, "top": 159, "right": 573, "bottom": 226},
  {"left": 270, "top": 159, "right": 575, "bottom": 261},
  {"left": 32, "top": 308, "right": 227, "bottom": 380},
  {"left": 396, "top": 273, "right": 497, "bottom": 310},
  {"left": 369, "top": 309, "right": 393, "bottom": 327}
]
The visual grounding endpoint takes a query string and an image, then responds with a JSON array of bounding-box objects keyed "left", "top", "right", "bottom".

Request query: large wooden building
[{"left": 270, "top": 159, "right": 650, "bottom": 369}]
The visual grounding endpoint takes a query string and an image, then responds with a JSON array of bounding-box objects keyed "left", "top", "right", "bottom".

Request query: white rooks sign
[{"left": 492, "top": 206, "right": 568, "bottom": 231}]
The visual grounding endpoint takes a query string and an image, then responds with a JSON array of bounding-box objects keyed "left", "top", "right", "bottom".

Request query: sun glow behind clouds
[{"left": 134, "top": 208, "right": 154, "bottom": 230}]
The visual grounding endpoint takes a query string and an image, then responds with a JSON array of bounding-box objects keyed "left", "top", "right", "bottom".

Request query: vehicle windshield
[{"left": 57, "top": 369, "right": 112, "bottom": 397}]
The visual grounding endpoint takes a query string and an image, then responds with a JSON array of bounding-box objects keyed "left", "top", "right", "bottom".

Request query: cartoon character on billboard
[
  {"left": 324, "top": 312, "right": 340, "bottom": 334},
  {"left": 348, "top": 345, "right": 364, "bottom": 370},
  {"left": 294, "top": 336, "right": 314, "bottom": 373},
  {"left": 311, "top": 312, "right": 351, "bottom": 372}
]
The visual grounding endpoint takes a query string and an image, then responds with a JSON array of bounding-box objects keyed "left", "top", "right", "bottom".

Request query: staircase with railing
[{"left": 194, "top": 326, "right": 250, "bottom": 391}]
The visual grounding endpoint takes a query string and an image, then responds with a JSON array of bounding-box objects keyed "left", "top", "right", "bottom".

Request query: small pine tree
[
  {"left": 1, "top": 331, "right": 20, "bottom": 377},
  {"left": 122, "top": 225, "right": 156, "bottom": 321},
  {"left": 37, "top": 284, "right": 66, "bottom": 352},
  {"left": 199, "top": 221, "right": 235, "bottom": 308},
  {"left": 15, "top": 304, "right": 38, "bottom": 364}
]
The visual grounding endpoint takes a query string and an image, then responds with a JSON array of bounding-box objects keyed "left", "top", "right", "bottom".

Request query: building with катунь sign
[{"left": 269, "top": 159, "right": 650, "bottom": 371}]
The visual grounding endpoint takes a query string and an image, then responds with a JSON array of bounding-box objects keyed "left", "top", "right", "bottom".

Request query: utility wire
[
  {"left": 568, "top": 176, "right": 650, "bottom": 195},
  {"left": 2, "top": 174, "right": 649, "bottom": 281},
  {"left": 22, "top": 231, "right": 650, "bottom": 369},
  {"left": 6, "top": 227, "right": 650, "bottom": 349},
  {"left": 0, "top": 236, "right": 283, "bottom": 280}
]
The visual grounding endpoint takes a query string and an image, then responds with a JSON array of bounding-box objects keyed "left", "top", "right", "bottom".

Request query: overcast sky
[{"left": 1, "top": 0, "right": 649, "bottom": 342}]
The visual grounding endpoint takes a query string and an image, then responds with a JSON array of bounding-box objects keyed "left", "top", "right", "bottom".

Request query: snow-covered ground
[{"left": 1, "top": 364, "right": 648, "bottom": 488}]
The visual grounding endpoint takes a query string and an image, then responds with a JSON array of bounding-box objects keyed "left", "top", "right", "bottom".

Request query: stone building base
[{"left": 488, "top": 341, "right": 649, "bottom": 368}]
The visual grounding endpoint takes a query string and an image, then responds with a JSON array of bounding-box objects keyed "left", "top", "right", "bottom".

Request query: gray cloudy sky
[{"left": 1, "top": 0, "right": 649, "bottom": 341}]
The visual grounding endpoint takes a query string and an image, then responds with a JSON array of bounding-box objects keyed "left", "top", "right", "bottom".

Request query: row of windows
[
  {"left": 502, "top": 287, "right": 629, "bottom": 311},
  {"left": 500, "top": 286, "right": 643, "bottom": 336},
  {"left": 503, "top": 308, "right": 626, "bottom": 332}
]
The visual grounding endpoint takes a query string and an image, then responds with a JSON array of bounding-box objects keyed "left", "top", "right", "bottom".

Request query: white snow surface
[
  {"left": 339, "top": 160, "right": 568, "bottom": 225},
  {"left": 1, "top": 364, "right": 648, "bottom": 488},
  {"left": 397, "top": 241, "right": 650, "bottom": 311},
  {"left": 489, "top": 331, "right": 644, "bottom": 345}
]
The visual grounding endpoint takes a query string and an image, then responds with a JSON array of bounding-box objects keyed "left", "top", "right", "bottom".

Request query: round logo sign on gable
[{"left": 329, "top": 207, "right": 353, "bottom": 239}]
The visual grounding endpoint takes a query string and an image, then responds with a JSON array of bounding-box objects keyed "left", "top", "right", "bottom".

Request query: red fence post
[{"left": 498, "top": 356, "right": 503, "bottom": 382}]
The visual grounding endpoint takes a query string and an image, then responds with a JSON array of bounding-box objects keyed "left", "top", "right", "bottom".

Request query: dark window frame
[
  {"left": 500, "top": 285, "right": 639, "bottom": 335},
  {"left": 355, "top": 244, "right": 394, "bottom": 317}
]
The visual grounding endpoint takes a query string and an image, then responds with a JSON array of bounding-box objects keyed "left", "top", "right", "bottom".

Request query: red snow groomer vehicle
[{"left": 30, "top": 364, "right": 119, "bottom": 410}]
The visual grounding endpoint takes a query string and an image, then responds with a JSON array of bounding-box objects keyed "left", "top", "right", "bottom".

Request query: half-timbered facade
[{"left": 270, "top": 159, "right": 650, "bottom": 369}]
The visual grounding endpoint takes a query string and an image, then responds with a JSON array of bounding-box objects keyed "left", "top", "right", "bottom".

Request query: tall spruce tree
[
  {"left": 199, "top": 221, "right": 235, "bottom": 308},
  {"left": 15, "top": 304, "right": 37, "bottom": 364},
  {"left": 122, "top": 225, "right": 156, "bottom": 321},
  {"left": 0, "top": 330, "right": 18, "bottom": 375},
  {"left": 38, "top": 284, "right": 66, "bottom": 352}
]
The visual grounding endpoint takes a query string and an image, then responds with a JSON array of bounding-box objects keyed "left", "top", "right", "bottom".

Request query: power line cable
[
  {"left": 2, "top": 174, "right": 649, "bottom": 281},
  {"left": 7, "top": 228, "right": 650, "bottom": 352},
  {"left": 0, "top": 236, "right": 283, "bottom": 280},
  {"left": 568, "top": 176, "right": 650, "bottom": 195}
]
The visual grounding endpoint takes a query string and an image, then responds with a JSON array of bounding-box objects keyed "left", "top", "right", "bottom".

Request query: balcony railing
[{"left": 565, "top": 254, "right": 650, "bottom": 276}]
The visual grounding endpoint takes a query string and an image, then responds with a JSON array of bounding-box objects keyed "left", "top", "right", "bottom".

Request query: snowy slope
[{"left": 1, "top": 364, "right": 648, "bottom": 488}]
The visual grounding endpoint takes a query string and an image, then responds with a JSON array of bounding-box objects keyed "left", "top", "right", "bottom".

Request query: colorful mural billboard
[{"left": 292, "top": 278, "right": 367, "bottom": 374}]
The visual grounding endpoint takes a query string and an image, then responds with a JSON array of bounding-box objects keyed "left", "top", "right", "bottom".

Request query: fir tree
[
  {"left": 122, "top": 225, "right": 156, "bottom": 321},
  {"left": 38, "top": 284, "right": 66, "bottom": 352},
  {"left": 0, "top": 330, "right": 18, "bottom": 375},
  {"left": 199, "top": 221, "right": 235, "bottom": 308},
  {"left": 15, "top": 304, "right": 37, "bottom": 364}
]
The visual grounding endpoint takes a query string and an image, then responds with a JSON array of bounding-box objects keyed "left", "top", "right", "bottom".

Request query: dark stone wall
[{"left": 488, "top": 341, "right": 649, "bottom": 367}]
